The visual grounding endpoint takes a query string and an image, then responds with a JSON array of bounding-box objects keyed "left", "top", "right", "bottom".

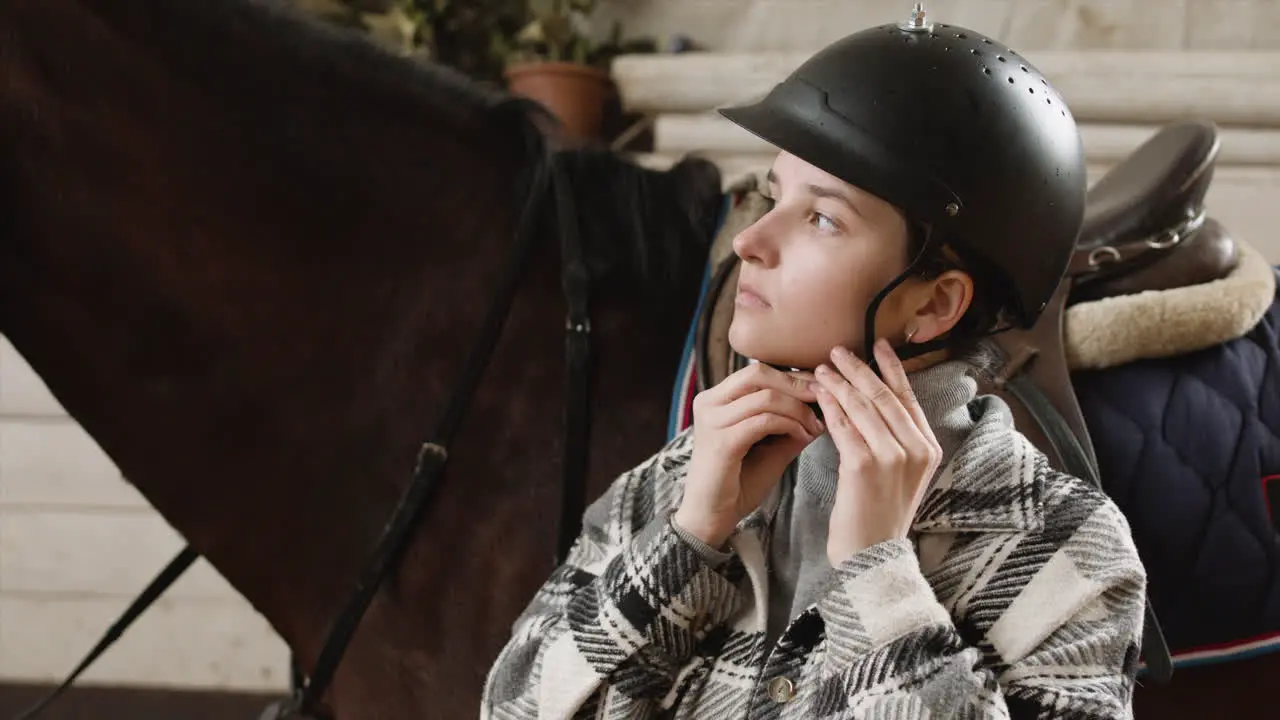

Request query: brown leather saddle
[{"left": 691, "top": 120, "right": 1238, "bottom": 684}]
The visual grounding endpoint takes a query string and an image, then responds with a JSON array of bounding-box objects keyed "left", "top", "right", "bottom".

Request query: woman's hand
[
  {"left": 813, "top": 338, "right": 943, "bottom": 566},
  {"left": 674, "top": 362, "right": 825, "bottom": 549}
]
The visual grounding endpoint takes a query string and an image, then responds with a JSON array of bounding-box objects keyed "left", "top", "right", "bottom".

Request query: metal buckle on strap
[
  {"left": 257, "top": 694, "right": 313, "bottom": 720},
  {"left": 258, "top": 700, "right": 295, "bottom": 720},
  {"left": 1078, "top": 205, "right": 1208, "bottom": 274}
]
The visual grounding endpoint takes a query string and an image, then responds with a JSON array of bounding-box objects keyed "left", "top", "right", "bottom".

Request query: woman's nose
[{"left": 732, "top": 215, "right": 780, "bottom": 266}]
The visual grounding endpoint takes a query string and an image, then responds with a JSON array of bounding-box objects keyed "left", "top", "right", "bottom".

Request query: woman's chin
[{"left": 729, "top": 327, "right": 818, "bottom": 370}]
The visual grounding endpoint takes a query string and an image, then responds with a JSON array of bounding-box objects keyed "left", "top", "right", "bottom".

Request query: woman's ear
[{"left": 907, "top": 270, "right": 974, "bottom": 343}]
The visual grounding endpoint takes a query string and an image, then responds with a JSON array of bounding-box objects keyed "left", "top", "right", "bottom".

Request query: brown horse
[{"left": 0, "top": 0, "right": 724, "bottom": 717}]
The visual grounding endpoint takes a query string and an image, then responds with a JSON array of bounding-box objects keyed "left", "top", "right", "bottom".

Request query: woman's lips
[{"left": 735, "top": 281, "right": 770, "bottom": 309}]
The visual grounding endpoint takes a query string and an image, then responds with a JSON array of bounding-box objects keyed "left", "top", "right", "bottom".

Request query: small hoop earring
[{"left": 905, "top": 327, "right": 918, "bottom": 344}]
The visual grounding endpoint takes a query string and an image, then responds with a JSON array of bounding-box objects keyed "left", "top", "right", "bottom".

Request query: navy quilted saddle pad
[{"left": 1072, "top": 266, "right": 1280, "bottom": 668}]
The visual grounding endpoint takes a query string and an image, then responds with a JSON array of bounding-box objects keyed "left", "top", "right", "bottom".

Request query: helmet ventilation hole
[{"left": 888, "top": 22, "right": 1064, "bottom": 124}]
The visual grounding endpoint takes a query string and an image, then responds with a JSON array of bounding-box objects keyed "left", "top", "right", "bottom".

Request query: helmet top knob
[{"left": 901, "top": 3, "right": 933, "bottom": 32}]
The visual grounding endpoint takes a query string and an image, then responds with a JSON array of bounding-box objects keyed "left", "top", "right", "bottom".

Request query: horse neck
[
  {"left": 0, "top": 0, "right": 541, "bottom": 652},
  {"left": 1, "top": 5, "right": 720, "bottom": 715}
]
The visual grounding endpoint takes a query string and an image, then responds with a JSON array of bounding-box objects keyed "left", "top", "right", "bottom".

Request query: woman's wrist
[{"left": 672, "top": 507, "right": 733, "bottom": 550}]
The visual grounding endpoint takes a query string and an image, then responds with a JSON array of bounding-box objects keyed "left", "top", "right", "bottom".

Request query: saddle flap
[{"left": 977, "top": 279, "right": 1097, "bottom": 478}]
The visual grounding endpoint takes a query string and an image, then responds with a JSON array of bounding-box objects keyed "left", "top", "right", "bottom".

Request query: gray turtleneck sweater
[{"left": 673, "top": 358, "right": 981, "bottom": 646}]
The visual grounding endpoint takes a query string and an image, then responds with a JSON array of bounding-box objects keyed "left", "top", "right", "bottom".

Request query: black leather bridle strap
[
  {"left": 8, "top": 546, "right": 200, "bottom": 720},
  {"left": 277, "top": 141, "right": 559, "bottom": 719},
  {"left": 553, "top": 151, "right": 592, "bottom": 567}
]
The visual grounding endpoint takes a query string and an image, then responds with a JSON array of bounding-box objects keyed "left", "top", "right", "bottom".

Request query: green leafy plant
[
  {"left": 508, "top": 0, "right": 655, "bottom": 69},
  {"left": 398, "top": 0, "right": 529, "bottom": 81},
  {"left": 301, "top": 0, "right": 656, "bottom": 83}
]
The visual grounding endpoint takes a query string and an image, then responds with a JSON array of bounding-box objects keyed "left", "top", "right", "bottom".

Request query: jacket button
[
  {"left": 691, "top": 612, "right": 708, "bottom": 634},
  {"left": 767, "top": 676, "right": 795, "bottom": 703}
]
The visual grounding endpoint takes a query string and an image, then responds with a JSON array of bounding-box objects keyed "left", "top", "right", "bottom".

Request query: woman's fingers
[
  {"left": 729, "top": 411, "right": 814, "bottom": 450},
  {"left": 814, "top": 363, "right": 900, "bottom": 460},
  {"left": 871, "top": 339, "right": 937, "bottom": 447},
  {"left": 702, "top": 362, "right": 819, "bottom": 407},
  {"left": 813, "top": 383, "right": 869, "bottom": 465},
  {"left": 715, "top": 386, "right": 824, "bottom": 436},
  {"left": 826, "top": 345, "right": 922, "bottom": 449}
]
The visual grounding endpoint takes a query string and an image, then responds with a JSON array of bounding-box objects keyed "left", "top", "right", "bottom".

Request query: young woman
[{"left": 482, "top": 12, "right": 1147, "bottom": 720}]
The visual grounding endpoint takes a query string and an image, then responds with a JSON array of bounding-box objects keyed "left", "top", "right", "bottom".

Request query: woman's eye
[{"left": 811, "top": 212, "right": 838, "bottom": 233}]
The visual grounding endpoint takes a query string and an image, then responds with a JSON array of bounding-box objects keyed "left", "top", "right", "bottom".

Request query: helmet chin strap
[
  {"left": 863, "top": 228, "right": 950, "bottom": 377},
  {"left": 861, "top": 277, "right": 951, "bottom": 377}
]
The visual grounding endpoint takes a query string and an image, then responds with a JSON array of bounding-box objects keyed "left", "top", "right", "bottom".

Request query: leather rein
[{"left": 12, "top": 105, "right": 594, "bottom": 720}]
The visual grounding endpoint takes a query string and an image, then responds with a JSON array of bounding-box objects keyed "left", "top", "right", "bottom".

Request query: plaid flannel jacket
[{"left": 481, "top": 393, "right": 1146, "bottom": 719}]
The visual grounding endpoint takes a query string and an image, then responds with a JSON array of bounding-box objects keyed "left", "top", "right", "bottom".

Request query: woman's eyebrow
[
  {"left": 804, "top": 182, "right": 862, "bottom": 217},
  {"left": 765, "top": 168, "right": 864, "bottom": 218},
  {"left": 768, "top": 169, "right": 861, "bottom": 217}
]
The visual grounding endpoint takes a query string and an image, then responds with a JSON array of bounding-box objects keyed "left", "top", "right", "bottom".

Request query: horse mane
[
  {"left": 76, "top": 0, "right": 720, "bottom": 292},
  {"left": 110, "top": 0, "right": 516, "bottom": 132},
  {"left": 554, "top": 148, "right": 723, "bottom": 294}
]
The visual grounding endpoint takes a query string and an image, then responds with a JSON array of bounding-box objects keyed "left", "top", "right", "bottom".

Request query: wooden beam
[
  {"left": 651, "top": 114, "right": 1280, "bottom": 166},
  {"left": 613, "top": 50, "right": 1280, "bottom": 126}
]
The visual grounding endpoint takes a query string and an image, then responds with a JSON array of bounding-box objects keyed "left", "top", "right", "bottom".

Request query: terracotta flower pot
[{"left": 504, "top": 61, "right": 613, "bottom": 144}]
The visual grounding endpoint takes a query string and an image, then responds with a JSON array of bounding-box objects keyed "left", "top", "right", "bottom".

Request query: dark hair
[{"left": 904, "top": 221, "right": 1013, "bottom": 356}]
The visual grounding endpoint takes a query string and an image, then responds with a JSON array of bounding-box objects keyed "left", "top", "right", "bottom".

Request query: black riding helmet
[{"left": 719, "top": 4, "right": 1087, "bottom": 372}]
